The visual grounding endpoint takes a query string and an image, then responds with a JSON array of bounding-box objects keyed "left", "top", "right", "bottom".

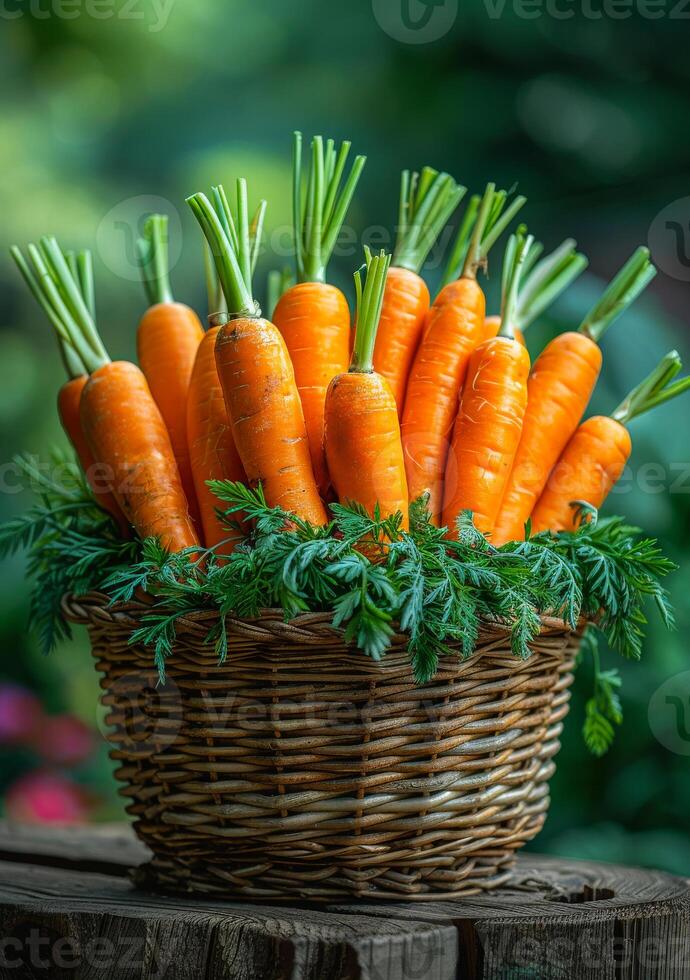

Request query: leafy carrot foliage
[{"left": 2, "top": 476, "right": 676, "bottom": 753}]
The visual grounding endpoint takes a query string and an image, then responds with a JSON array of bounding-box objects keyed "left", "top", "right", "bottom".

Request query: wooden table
[{"left": 0, "top": 822, "right": 688, "bottom": 979}]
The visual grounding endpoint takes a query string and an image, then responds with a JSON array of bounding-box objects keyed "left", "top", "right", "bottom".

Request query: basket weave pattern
[{"left": 64, "top": 592, "right": 580, "bottom": 901}]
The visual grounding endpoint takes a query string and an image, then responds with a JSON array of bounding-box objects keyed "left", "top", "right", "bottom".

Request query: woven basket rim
[{"left": 61, "top": 589, "right": 580, "bottom": 647}]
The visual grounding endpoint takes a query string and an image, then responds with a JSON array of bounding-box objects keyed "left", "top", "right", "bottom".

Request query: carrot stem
[
  {"left": 64, "top": 250, "right": 80, "bottom": 291},
  {"left": 212, "top": 185, "right": 239, "bottom": 254},
  {"left": 459, "top": 184, "right": 526, "bottom": 281},
  {"left": 187, "top": 182, "right": 265, "bottom": 318},
  {"left": 461, "top": 183, "right": 495, "bottom": 280},
  {"left": 76, "top": 250, "right": 95, "bottom": 323},
  {"left": 136, "top": 215, "right": 174, "bottom": 307},
  {"left": 351, "top": 250, "right": 392, "bottom": 373},
  {"left": 38, "top": 237, "right": 108, "bottom": 365},
  {"left": 392, "top": 167, "right": 465, "bottom": 273},
  {"left": 250, "top": 199, "right": 267, "bottom": 275},
  {"left": 612, "top": 350, "right": 690, "bottom": 424},
  {"left": 498, "top": 229, "right": 533, "bottom": 339},
  {"left": 266, "top": 266, "right": 294, "bottom": 319},
  {"left": 481, "top": 192, "right": 527, "bottom": 262},
  {"left": 203, "top": 241, "right": 227, "bottom": 317},
  {"left": 12, "top": 240, "right": 108, "bottom": 373},
  {"left": 579, "top": 246, "right": 656, "bottom": 343},
  {"left": 517, "top": 239, "right": 588, "bottom": 330},
  {"left": 293, "top": 131, "right": 366, "bottom": 284},
  {"left": 520, "top": 239, "right": 544, "bottom": 281},
  {"left": 440, "top": 194, "right": 480, "bottom": 288}
]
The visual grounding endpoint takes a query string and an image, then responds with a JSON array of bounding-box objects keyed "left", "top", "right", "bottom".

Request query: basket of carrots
[{"left": 4, "top": 133, "right": 685, "bottom": 901}]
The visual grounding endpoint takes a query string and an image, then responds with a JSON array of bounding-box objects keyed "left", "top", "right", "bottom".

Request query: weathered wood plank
[
  {"left": 0, "top": 860, "right": 457, "bottom": 980},
  {"left": 0, "top": 821, "right": 149, "bottom": 877},
  {"left": 0, "top": 823, "right": 689, "bottom": 979},
  {"left": 333, "top": 858, "right": 690, "bottom": 979}
]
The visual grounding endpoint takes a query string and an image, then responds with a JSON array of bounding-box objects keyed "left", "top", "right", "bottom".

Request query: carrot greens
[
  {"left": 293, "top": 131, "right": 366, "bottom": 283},
  {"left": 441, "top": 183, "right": 527, "bottom": 286},
  {"left": 392, "top": 167, "right": 465, "bottom": 273},
  {"left": 136, "top": 214, "right": 174, "bottom": 306},
  {"left": 351, "top": 249, "right": 391, "bottom": 372}
]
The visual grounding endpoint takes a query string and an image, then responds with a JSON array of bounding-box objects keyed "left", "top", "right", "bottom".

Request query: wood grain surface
[{"left": 0, "top": 822, "right": 688, "bottom": 979}]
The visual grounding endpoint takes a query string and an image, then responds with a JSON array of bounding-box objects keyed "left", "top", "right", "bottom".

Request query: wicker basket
[{"left": 64, "top": 591, "right": 580, "bottom": 902}]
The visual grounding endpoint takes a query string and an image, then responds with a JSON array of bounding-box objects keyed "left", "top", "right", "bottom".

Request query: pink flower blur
[
  {"left": 36, "top": 715, "right": 94, "bottom": 766},
  {"left": 0, "top": 683, "right": 43, "bottom": 744},
  {"left": 5, "top": 771, "right": 91, "bottom": 824}
]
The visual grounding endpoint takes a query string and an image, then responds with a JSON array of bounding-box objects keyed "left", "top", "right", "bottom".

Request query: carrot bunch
[
  {"left": 136, "top": 215, "right": 205, "bottom": 527},
  {"left": 186, "top": 189, "right": 267, "bottom": 551},
  {"left": 325, "top": 249, "right": 409, "bottom": 530},
  {"left": 373, "top": 167, "right": 465, "bottom": 414},
  {"left": 531, "top": 350, "right": 690, "bottom": 532},
  {"left": 12, "top": 237, "right": 198, "bottom": 553},
  {"left": 11, "top": 244, "right": 127, "bottom": 534},
  {"left": 188, "top": 179, "right": 327, "bottom": 526},
  {"left": 11, "top": 137, "right": 690, "bottom": 566},
  {"left": 273, "top": 132, "right": 366, "bottom": 496},
  {"left": 483, "top": 237, "right": 588, "bottom": 347},
  {"left": 441, "top": 229, "right": 533, "bottom": 536},
  {"left": 492, "top": 247, "right": 657, "bottom": 545},
  {"left": 401, "top": 184, "right": 526, "bottom": 522}
]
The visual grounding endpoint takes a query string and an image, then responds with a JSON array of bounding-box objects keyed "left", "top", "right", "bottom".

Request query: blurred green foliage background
[{"left": 0, "top": 0, "right": 688, "bottom": 868}]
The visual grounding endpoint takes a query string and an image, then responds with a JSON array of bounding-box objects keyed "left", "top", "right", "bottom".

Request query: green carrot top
[
  {"left": 293, "top": 131, "right": 366, "bottom": 284},
  {"left": 350, "top": 249, "right": 392, "bottom": 373},
  {"left": 579, "top": 246, "right": 656, "bottom": 344},
  {"left": 203, "top": 241, "right": 227, "bottom": 318},
  {"left": 498, "top": 228, "right": 534, "bottom": 340},
  {"left": 136, "top": 214, "right": 174, "bottom": 307},
  {"left": 612, "top": 350, "right": 690, "bottom": 425},
  {"left": 11, "top": 239, "right": 109, "bottom": 376},
  {"left": 266, "top": 266, "right": 295, "bottom": 320},
  {"left": 515, "top": 238, "right": 588, "bottom": 331},
  {"left": 187, "top": 180, "right": 267, "bottom": 319},
  {"left": 392, "top": 167, "right": 465, "bottom": 274},
  {"left": 442, "top": 183, "right": 527, "bottom": 286}
]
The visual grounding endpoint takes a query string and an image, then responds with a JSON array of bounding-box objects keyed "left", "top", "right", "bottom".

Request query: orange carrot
[
  {"left": 82, "top": 361, "right": 199, "bottom": 552},
  {"left": 14, "top": 236, "right": 197, "bottom": 551},
  {"left": 186, "top": 201, "right": 267, "bottom": 551},
  {"left": 482, "top": 238, "right": 587, "bottom": 348},
  {"left": 532, "top": 351, "right": 690, "bottom": 532},
  {"left": 401, "top": 185, "right": 526, "bottom": 523},
  {"left": 493, "top": 247, "right": 656, "bottom": 546},
  {"left": 373, "top": 168, "right": 465, "bottom": 414},
  {"left": 187, "top": 180, "right": 327, "bottom": 526},
  {"left": 272, "top": 132, "right": 365, "bottom": 495},
  {"left": 186, "top": 325, "right": 247, "bottom": 551},
  {"left": 441, "top": 232, "right": 532, "bottom": 536},
  {"left": 57, "top": 374, "right": 128, "bottom": 532},
  {"left": 10, "top": 244, "right": 127, "bottom": 532},
  {"left": 325, "top": 250, "right": 408, "bottom": 529},
  {"left": 136, "top": 215, "right": 205, "bottom": 527}
]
